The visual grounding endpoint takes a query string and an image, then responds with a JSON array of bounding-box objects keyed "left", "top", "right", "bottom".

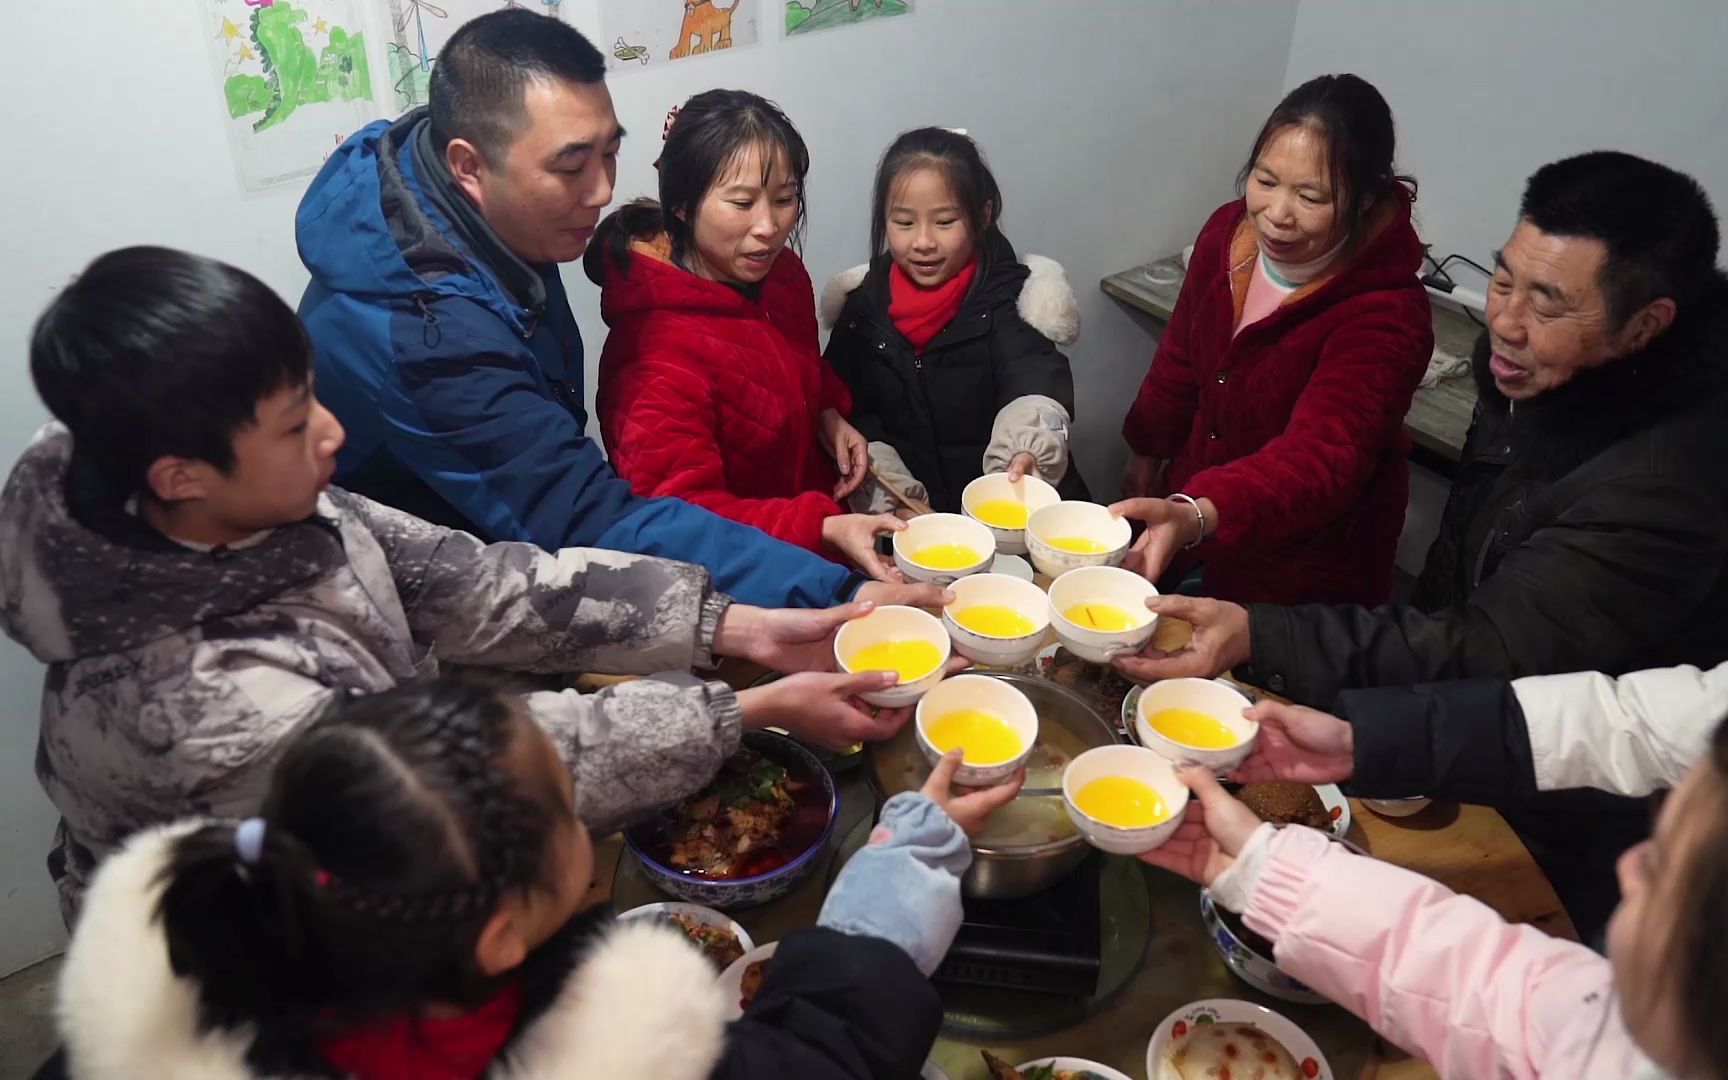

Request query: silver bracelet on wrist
[{"left": 1167, "top": 493, "right": 1207, "bottom": 550}]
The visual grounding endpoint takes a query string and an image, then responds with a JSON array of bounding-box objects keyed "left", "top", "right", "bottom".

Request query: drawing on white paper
[
  {"left": 388, "top": 0, "right": 571, "bottom": 110},
  {"left": 204, "top": 0, "right": 377, "bottom": 192},
  {"left": 599, "top": 0, "right": 759, "bottom": 73}
]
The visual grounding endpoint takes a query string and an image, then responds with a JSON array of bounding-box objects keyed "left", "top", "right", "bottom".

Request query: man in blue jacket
[{"left": 296, "top": 10, "right": 922, "bottom": 609}]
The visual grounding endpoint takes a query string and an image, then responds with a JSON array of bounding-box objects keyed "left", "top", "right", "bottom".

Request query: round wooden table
[{"left": 585, "top": 615, "right": 1577, "bottom": 1080}]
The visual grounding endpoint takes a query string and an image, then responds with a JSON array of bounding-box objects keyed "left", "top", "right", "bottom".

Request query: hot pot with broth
[{"left": 870, "top": 672, "right": 1122, "bottom": 900}]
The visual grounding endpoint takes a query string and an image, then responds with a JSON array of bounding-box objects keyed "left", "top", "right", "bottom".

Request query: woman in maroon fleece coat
[{"left": 1118, "top": 74, "right": 1433, "bottom": 607}]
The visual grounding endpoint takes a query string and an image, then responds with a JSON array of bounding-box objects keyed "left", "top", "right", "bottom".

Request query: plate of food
[
  {"left": 615, "top": 901, "right": 753, "bottom": 971},
  {"left": 1148, "top": 998, "right": 1331, "bottom": 1080},
  {"left": 624, "top": 732, "right": 838, "bottom": 909},
  {"left": 1039, "top": 644, "right": 1139, "bottom": 732},
  {"left": 981, "top": 1051, "right": 1133, "bottom": 1080},
  {"left": 1236, "top": 781, "right": 1351, "bottom": 839},
  {"left": 717, "top": 941, "right": 778, "bottom": 1020}
]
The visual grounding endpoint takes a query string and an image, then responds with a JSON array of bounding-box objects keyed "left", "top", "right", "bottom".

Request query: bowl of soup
[
  {"left": 961, "top": 473, "right": 1061, "bottom": 555},
  {"left": 1061, "top": 743, "right": 1188, "bottom": 855},
  {"left": 1134, "top": 677, "right": 1258, "bottom": 771},
  {"left": 891, "top": 513, "right": 996, "bottom": 584},
  {"left": 624, "top": 732, "right": 838, "bottom": 910},
  {"left": 835, "top": 605, "right": 951, "bottom": 707},
  {"left": 1024, "top": 501, "right": 1132, "bottom": 578},
  {"left": 942, "top": 573, "right": 1052, "bottom": 667},
  {"left": 1046, "top": 565, "right": 1160, "bottom": 664},
  {"left": 914, "top": 674, "right": 1039, "bottom": 786},
  {"left": 872, "top": 673, "right": 1120, "bottom": 899}
]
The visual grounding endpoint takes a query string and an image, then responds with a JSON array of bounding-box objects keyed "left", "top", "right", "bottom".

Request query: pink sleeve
[{"left": 1244, "top": 827, "right": 1648, "bottom": 1080}]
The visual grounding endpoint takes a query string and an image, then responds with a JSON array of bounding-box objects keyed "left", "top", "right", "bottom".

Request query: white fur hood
[
  {"left": 819, "top": 254, "right": 1081, "bottom": 346},
  {"left": 56, "top": 823, "right": 728, "bottom": 1080}
]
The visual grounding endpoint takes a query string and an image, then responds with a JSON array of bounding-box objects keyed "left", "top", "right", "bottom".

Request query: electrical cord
[{"left": 1421, "top": 250, "right": 1489, "bottom": 325}]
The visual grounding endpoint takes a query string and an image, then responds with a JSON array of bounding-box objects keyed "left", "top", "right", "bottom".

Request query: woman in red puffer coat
[
  {"left": 1116, "top": 74, "right": 1433, "bottom": 607},
  {"left": 588, "top": 91, "right": 902, "bottom": 582}
]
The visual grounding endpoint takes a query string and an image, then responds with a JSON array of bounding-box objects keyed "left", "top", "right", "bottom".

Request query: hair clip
[{"left": 234, "top": 818, "right": 266, "bottom": 865}]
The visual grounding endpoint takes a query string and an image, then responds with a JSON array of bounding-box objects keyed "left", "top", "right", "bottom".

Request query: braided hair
[{"left": 155, "top": 673, "right": 558, "bottom": 1034}]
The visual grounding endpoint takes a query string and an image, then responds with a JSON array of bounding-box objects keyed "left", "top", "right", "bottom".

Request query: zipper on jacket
[{"left": 413, "top": 294, "right": 442, "bottom": 348}]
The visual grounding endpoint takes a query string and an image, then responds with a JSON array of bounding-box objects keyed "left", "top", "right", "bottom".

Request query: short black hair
[
  {"left": 1238, "top": 73, "right": 1415, "bottom": 255},
  {"left": 428, "top": 9, "right": 607, "bottom": 163},
  {"left": 29, "top": 246, "right": 311, "bottom": 498},
  {"left": 871, "top": 127, "right": 1003, "bottom": 258},
  {"left": 1519, "top": 150, "right": 1720, "bottom": 328}
]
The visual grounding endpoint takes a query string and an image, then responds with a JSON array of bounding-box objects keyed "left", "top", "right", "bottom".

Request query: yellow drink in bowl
[
  {"left": 1048, "top": 536, "right": 1111, "bottom": 554},
  {"left": 952, "top": 604, "right": 1038, "bottom": 638},
  {"left": 925, "top": 708, "right": 1023, "bottom": 764},
  {"left": 973, "top": 499, "right": 1031, "bottom": 529},
  {"left": 847, "top": 639, "right": 942, "bottom": 682},
  {"left": 909, "top": 543, "right": 984, "bottom": 570},
  {"left": 1074, "top": 776, "right": 1169, "bottom": 827},
  {"left": 1147, "top": 707, "right": 1239, "bottom": 749},
  {"left": 1062, "top": 603, "right": 1142, "bottom": 632}
]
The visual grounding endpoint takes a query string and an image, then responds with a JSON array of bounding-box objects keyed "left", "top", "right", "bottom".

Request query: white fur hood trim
[
  {"left": 819, "top": 254, "right": 1082, "bottom": 346},
  {"left": 58, "top": 823, "right": 728, "bottom": 1080}
]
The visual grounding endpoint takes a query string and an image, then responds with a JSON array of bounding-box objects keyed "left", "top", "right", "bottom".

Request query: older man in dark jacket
[{"left": 1123, "top": 151, "right": 1728, "bottom": 936}]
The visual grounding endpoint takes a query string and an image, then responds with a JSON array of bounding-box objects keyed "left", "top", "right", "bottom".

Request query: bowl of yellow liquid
[
  {"left": 834, "top": 605, "right": 953, "bottom": 707},
  {"left": 1046, "top": 565, "right": 1160, "bottom": 664},
  {"left": 1024, "top": 501, "right": 1132, "bottom": 578},
  {"left": 891, "top": 513, "right": 997, "bottom": 584},
  {"left": 1133, "top": 677, "right": 1258, "bottom": 771},
  {"left": 942, "top": 573, "right": 1052, "bottom": 667},
  {"left": 961, "top": 472, "right": 1061, "bottom": 555},
  {"left": 1061, "top": 744, "right": 1188, "bottom": 855},
  {"left": 914, "top": 674, "right": 1039, "bottom": 786}
]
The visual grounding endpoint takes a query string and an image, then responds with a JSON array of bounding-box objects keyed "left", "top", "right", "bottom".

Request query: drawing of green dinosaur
[{"left": 223, "top": 2, "right": 371, "bottom": 132}]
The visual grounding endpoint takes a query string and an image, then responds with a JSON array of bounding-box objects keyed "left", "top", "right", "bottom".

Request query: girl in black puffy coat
[{"left": 823, "top": 127, "right": 1089, "bottom": 513}]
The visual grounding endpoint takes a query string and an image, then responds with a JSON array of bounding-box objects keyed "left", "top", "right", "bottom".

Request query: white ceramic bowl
[
  {"left": 942, "top": 573, "right": 1052, "bottom": 667},
  {"left": 1147, "top": 998, "right": 1333, "bottom": 1080},
  {"left": 1024, "top": 501, "right": 1132, "bottom": 578},
  {"left": 718, "top": 940, "right": 778, "bottom": 1020},
  {"left": 1134, "top": 677, "right": 1258, "bottom": 772},
  {"left": 834, "top": 605, "right": 951, "bottom": 707},
  {"left": 1046, "top": 565, "right": 1159, "bottom": 664},
  {"left": 615, "top": 901, "right": 755, "bottom": 964},
  {"left": 1364, "top": 796, "right": 1433, "bottom": 818},
  {"left": 892, "top": 513, "right": 996, "bottom": 584},
  {"left": 961, "top": 472, "right": 1061, "bottom": 555},
  {"left": 1062, "top": 744, "right": 1189, "bottom": 855},
  {"left": 914, "top": 674, "right": 1039, "bottom": 786},
  {"left": 1017, "top": 1059, "right": 1133, "bottom": 1080}
]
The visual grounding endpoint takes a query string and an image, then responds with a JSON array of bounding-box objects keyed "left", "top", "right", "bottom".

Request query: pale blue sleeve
[{"left": 816, "top": 792, "right": 972, "bottom": 976}]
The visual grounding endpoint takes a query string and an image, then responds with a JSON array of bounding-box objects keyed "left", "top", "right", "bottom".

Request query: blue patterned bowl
[
  {"left": 625, "top": 732, "right": 839, "bottom": 911},
  {"left": 1199, "top": 890, "right": 1327, "bottom": 1004}
]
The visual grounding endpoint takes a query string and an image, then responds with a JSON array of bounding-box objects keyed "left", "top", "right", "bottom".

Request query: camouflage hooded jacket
[{"left": 0, "top": 425, "right": 742, "bottom": 924}]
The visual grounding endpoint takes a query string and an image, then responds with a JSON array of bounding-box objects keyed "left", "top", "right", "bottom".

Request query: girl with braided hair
[{"left": 41, "top": 673, "right": 1021, "bottom": 1080}]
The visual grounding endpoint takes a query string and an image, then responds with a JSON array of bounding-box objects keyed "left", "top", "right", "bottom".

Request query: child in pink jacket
[{"left": 1144, "top": 723, "right": 1728, "bottom": 1079}]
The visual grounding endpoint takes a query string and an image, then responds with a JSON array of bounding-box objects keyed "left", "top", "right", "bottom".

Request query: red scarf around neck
[
  {"left": 888, "top": 258, "right": 978, "bottom": 356},
  {"left": 316, "top": 980, "right": 523, "bottom": 1080}
]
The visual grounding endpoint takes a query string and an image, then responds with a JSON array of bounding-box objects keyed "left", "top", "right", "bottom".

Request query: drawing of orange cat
[{"left": 669, "top": 1, "right": 737, "bottom": 59}]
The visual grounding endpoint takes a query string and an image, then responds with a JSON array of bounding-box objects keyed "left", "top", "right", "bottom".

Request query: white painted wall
[
  {"left": 0, "top": 1, "right": 1298, "bottom": 974},
  {"left": 1283, "top": 0, "right": 1728, "bottom": 575}
]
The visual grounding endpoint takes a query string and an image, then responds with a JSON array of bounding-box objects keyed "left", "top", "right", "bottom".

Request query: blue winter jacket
[{"left": 295, "top": 110, "right": 864, "bottom": 608}]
